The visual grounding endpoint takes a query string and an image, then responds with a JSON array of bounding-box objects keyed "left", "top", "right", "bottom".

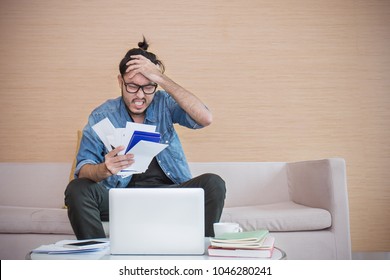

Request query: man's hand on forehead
[{"left": 125, "top": 55, "right": 162, "bottom": 82}]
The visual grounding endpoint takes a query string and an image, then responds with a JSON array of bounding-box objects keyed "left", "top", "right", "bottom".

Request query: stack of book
[{"left": 208, "top": 229, "right": 275, "bottom": 258}]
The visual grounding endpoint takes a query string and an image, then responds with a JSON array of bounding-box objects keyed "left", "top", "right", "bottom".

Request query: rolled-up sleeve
[{"left": 75, "top": 115, "right": 106, "bottom": 177}]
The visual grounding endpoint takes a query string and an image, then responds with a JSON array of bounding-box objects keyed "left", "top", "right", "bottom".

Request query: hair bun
[{"left": 138, "top": 36, "right": 149, "bottom": 50}]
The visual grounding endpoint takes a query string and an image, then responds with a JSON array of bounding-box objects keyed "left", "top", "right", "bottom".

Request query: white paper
[
  {"left": 118, "top": 140, "right": 168, "bottom": 176},
  {"left": 107, "top": 128, "right": 127, "bottom": 155},
  {"left": 92, "top": 118, "right": 116, "bottom": 151},
  {"left": 122, "top": 122, "right": 157, "bottom": 151}
]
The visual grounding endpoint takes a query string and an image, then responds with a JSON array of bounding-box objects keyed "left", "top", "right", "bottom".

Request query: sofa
[{"left": 0, "top": 158, "right": 351, "bottom": 260}]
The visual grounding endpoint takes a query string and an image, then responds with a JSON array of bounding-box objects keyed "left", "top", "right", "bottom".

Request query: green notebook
[
  {"left": 211, "top": 230, "right": 270, "bottom": 249},
  {"left": 214, "top": 229, "right": 269, "bottom": 241}
]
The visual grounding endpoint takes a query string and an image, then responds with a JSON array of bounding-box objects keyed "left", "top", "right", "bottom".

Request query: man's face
[{"left": 118, "top": 73, "right": 156, "bottom": 118}]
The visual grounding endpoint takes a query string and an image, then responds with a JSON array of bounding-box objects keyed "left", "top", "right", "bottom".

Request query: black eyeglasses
[{"left": 122, "top": 80, "right": 157, "bottom": 95}]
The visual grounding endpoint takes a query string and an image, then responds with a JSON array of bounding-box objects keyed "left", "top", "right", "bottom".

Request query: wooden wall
[{"left": 0, "top": 0, "right": 389, "bottom": 251}]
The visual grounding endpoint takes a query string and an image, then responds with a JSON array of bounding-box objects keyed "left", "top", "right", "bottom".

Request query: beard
[{"left": 121, "top": 89, "right": 148, "bottom": 118}]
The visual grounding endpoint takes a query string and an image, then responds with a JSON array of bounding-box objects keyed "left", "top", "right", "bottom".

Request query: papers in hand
[
  {"left": 119, "top": 141, "right": 167, "bottom": 176},
  {"left": 92, "top": 118, "right": 168, "bottom": 177},
  {"left": 125, "top": 130, "right": 161, "bottom": 153},
  {"left": 32, "top": 239, "right": 109, "bottom": 254}
]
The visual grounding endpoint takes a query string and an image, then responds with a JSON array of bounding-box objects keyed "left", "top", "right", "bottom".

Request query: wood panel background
[{"left": 0, "top": 0, "right": 389, "bottom": 251}]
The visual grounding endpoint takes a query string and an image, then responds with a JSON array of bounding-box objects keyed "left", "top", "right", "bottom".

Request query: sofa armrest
[
  {"left": 286, "top": 158, "right": 347, "bottom": 211},
  {"left": 287, "top": 158, "right": 351, "bottom": 259}
]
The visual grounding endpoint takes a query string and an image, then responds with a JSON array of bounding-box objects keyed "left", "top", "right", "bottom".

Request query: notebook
[{"left": 109, "top": 188, "right": 205, "bottom": 255}]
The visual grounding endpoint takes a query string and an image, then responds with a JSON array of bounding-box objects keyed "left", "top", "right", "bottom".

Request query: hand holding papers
[{"left": 92, "top": 118, "right": 168, "bottom": 177}]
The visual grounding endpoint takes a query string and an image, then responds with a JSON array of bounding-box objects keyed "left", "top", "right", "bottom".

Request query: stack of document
[
  {"left": 92, "top": 118, "right": 168, "bottom": 177},
  {"left": 32, "top": 239, "right": 109, "bottom": 254}
]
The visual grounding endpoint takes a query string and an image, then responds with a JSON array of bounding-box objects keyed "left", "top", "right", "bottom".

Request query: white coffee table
[{"left": 28, "top": 238, "right": 287, "bottom": 260}]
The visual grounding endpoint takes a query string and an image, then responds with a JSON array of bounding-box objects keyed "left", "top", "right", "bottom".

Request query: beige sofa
[{"left": 0, "top": 158, "right": 351, "bottom": 260}]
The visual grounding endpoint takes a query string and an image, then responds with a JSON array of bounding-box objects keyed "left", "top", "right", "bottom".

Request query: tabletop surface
[{"left": 28, "top": 238, "right": 287, "bottom": 260}]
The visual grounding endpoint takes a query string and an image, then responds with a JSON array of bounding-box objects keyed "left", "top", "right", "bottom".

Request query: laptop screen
[{"left": 109, "top": 188, "right": 205, "bottom": 255}]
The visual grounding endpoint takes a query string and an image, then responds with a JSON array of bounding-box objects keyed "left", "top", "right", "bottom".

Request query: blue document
[{"left": 125, "top": 130, "right": 161, "bottom": 154}]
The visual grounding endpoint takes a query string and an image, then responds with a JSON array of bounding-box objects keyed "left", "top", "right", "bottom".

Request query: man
[{"left": 64, "top": 38, "right": 226, "bottom": 239}]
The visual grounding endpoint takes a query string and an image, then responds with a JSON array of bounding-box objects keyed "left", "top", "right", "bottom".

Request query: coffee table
[{"left": 27, "top": 238, "right": 287, "bottom": 260}]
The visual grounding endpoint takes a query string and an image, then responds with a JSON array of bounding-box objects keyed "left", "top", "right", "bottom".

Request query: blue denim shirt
[{"left": 75, "top": 90, "right": 204, "bottom": 188}]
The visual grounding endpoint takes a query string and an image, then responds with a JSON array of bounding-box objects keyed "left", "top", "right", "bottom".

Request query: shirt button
[
  {"left": 165, "top": 140, "right": 169, "bottom": 144},
  {"left": 167, "top": 172, "right": 170, "bottom": 176}
]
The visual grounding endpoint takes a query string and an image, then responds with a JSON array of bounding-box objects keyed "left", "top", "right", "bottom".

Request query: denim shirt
[{"left": 75, "top": 91, "right": 204, "bottom": 189}]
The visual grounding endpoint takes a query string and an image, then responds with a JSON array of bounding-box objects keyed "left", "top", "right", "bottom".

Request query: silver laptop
[{"left": 109, "top": 188, "right": 205, "bottom": 255}]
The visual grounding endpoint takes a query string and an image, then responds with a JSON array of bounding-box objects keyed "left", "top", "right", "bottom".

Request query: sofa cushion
[
  {"left": 0, "top": 206, "right": 74, "bottom": 235},
  {"left": 221, "top": 201, "right": 331, "bottom": 232}
]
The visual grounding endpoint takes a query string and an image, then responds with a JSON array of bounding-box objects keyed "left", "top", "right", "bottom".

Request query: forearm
[
  {"left": 78, "top": 163, "right": 112, "bottom": 183},
  {"left": 126, "top": 54, "right": 213, "bottom": 126},
  {"left": 78, "top": 146, "right": 134, "bottom": 182},
  {"left": 156, "top": 75, "right": 213, "bottom": 127}
]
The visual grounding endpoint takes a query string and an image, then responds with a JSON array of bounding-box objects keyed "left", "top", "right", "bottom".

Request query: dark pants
[{"left": 64, "top": 173, "right": 226, "bottom": 240}]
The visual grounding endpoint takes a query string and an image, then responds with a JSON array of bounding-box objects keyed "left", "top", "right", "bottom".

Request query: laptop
[{"left": 109, "top": 188, "right": 205, "bottom": 255}]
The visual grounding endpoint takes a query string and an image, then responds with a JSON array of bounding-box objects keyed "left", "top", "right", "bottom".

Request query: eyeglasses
[{"left": 122, "top": 80, "right": 157, "bottom": 95}]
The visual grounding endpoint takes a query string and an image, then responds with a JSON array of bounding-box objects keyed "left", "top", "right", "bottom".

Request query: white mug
[{"left": 213, "top": 222, "right": 243, "bottom": 237}]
